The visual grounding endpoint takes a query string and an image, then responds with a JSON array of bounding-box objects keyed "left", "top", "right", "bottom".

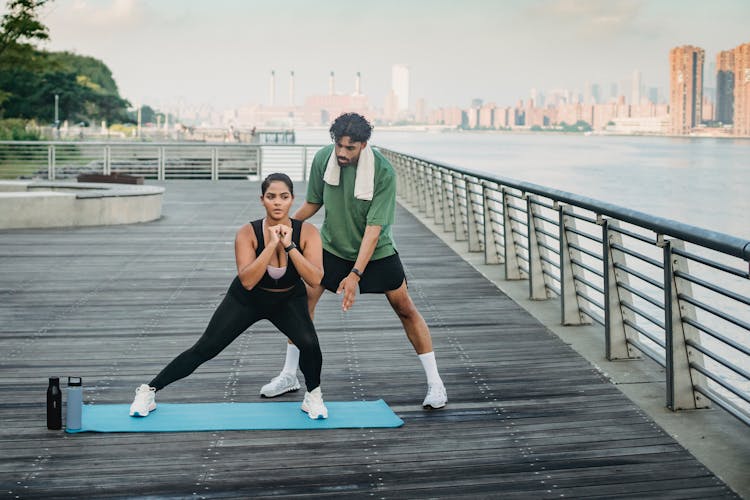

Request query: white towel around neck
[{"left": 323, "top": 143, "right": 375, "bottom": 201}]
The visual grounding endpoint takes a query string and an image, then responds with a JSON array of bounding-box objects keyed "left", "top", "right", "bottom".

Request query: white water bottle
[{"left": 66, "top": 377, "right": 82, "bottom": 431}]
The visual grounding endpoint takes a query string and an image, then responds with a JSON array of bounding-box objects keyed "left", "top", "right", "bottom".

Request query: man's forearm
[
  {"left": 353, "top": 225, "right": 382, "bottom": 272},
  {"left": 293, "top": 202, "right": 322, "bottom": 221}
]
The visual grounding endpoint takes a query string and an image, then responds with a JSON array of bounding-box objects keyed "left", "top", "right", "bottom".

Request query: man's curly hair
[{"left": 329, "top": 113, "right": 373, "bottom": 143}]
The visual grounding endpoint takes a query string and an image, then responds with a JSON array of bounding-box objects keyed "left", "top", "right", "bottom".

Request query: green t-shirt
[{"left": 307, "top": 144, "right": 397, "bottom": 261}]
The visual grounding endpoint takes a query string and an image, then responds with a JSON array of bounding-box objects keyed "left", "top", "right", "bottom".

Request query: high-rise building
[
  {"left": 716, "top": 50, "right": 735, "bottom": 124},
  {"left": 669, "top": 45, "right": 705, "bottom": 134},
  {"left": 631, "top": 70, "right": 642, "bottom": 105},
  {"left": 392, "top": 64, "right": 410, "bottom": 112},
  {"left": 734, "top": 42, "right": 750, "bottom": 136}
]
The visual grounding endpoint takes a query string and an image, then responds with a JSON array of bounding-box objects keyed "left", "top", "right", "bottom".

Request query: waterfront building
[
  {"left": 632, "top": 70, "right": 642, "bottom": 105},
  {"left": 669, "top": 45, "right": 705, "bottom": 134},
  {"left": 427, "top": 106, "right": 463, "bottom": 127},
  {"left": 384, "top": 90, "right": 399, "bottom": 123},
  {"left": 608, "top": 116, "right": 671, "bottom": 134},
  {"left": 415, "top": 98, "right": 428, "bottom": 123},
  {"left": 524, "top": 106, "right": 548, "bottom": 128},
  {"left": 716, "top": 50, "right": 735, "bottom": 124},
  {"left": 702, "top": 95, "right": 715, "bottom": 122},
  {"left": 592, "top": 102, "right": 618, "bottom": 130},
  {"left": 478, "top": 103, "right": 496, "bottom": 129},
  {"left": 495, "top": 107, "right": 512, "bottom": 128},
  {"left": 466, "top": 106, "right": 480, "bottom": 129},
  {"left": 556, "top": 103, "right": 591, "bottom": 127},
  {"left": 392, "top": 64, "right": 410, "bottom": 113},
  {"left": 734, "top": 42, "right": 750, "bottom": 136},
  {"left": 302, "top": 93, "right": 370, "bottom": 126}
]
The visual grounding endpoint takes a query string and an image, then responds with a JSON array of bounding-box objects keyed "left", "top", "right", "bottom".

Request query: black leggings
[{"left": 149, "top": 278, "right": 322, "bottom": 392}]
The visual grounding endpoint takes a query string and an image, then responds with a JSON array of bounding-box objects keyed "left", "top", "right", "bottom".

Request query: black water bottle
[{"left": 47, "top": 377, "right": 62, "bottom": 430}]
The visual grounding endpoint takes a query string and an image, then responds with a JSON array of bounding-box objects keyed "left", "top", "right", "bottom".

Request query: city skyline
[{"left": 19, "top": 0, "right": 750, "bottom": 112}]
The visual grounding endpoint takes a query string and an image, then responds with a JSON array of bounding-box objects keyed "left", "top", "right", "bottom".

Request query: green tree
[
  {"left": 0, "top": 0, "right": 50, "bottom": 109},
  {"left": 0, "top": 0, "right": 50, "bottom": 68},
  {"left": 139, "top": 105, "right": 157, "bottom": 124}
]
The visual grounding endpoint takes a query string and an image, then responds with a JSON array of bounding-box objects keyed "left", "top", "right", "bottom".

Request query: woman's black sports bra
[{"left": 250, "top": 218, "right": 303, "bottom": 289}]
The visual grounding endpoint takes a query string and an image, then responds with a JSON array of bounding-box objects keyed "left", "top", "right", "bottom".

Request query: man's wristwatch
[
  {"left": 351, "top": 267, "right": 363, "bottom": 278},
  {"left": 284, "top": 242, "right": 297, "bottom": 253}
]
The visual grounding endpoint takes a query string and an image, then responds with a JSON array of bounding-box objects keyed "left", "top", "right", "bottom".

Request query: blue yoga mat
[{"left": 66, "top": 399, "right": 403, "bottom": 433}]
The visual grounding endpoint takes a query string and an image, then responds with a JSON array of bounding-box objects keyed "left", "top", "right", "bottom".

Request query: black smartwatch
[
  {"left": 284, "top": 242, "right": 297, "bottom": 253},
  {"left": 351, "top": 267, "right": 363, "bottom": 278}
]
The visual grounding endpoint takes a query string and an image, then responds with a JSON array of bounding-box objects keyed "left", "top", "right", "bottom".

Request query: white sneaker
[
  {"left": 259, "top": 372, "right": 300, "bottom": 398},
  {"left": 129, "top": 384, "right": 157, "bottom": 417},
  {"left": 301, "top": 387, "right": 328, "bottom": 420},
  {"left": 422, "top": 384, "right": 447, "bottom": 409}
]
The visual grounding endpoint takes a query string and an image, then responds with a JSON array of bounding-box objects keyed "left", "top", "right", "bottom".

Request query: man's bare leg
[{"left": 385, "top": 281, "right": 447, "bottom": 408}]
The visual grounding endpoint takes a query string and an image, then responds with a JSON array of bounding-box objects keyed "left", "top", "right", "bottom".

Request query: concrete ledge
[{"left": 0, "top": 181, "right": 164, "bottom": 229}]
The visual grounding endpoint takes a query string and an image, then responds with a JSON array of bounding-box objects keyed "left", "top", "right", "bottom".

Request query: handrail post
[
  {"left": 48, "top": 144, "right": 55, "bottom": 180},
  {"left": 433, "top": 168, "right": 444, "bottom": 225},
  {"left": 453, "top": 174, "right": 468, "bottom": 242},
  {"left": 417, "top": 161, "right": 427, "bottom": 213},
  {"left": 211, "top": 147, "right": 218, "bottom": 181},
  {"left": 302, "top": 147, "right": 308, "bottom": 183},
  {"left": 402, "top": 156, "right": 413, "bottom": 203},
  {"left": 158, "top": 147, "right": 165, "bottom": 181},
  {"left": 503, "top": 187, "right": 522, "bottom": 280},
  {"left": 663, "top": 238, "right": 710, "bottom": 410},
  {"left": 603, "top": 219, "right": 637, "bottom": 360},
  {"left": 483, "top": 182, "right": 501, "bottom": 265},
  {"left": 395, "top": 154, "right": 406, "bottom": 197},
  {"left": 104, "top": 145, "right": 111, "bottom": 175},
  {"left": 409, "top": 158, "right": 419, "bottom": 205},
  {"left": 442, "top": 169, "right": 454, "bottom": 233},
  {"left": 467, "top": 178, "right": 482, "bottom": 252},
  {"left": 423, "top": 164, "right": 435, "bottom": 219},
  {"left": 527, "top": 194, "right": 547, "bottom": 299},
  {"left": 258, "top": 146, "right": 263, "bottom": 180},
  {"left": 559, "top": 205, "right": 590, "bottom": 325}
]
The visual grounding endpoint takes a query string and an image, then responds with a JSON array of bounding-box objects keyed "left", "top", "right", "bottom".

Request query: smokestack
[
  {"left": 355, "top": 72, "right": 361, "bottom": 95},
  {"left": 269, "top": 70, "right": 276, "bottom": 106},
  {"left": 329, "top": 71, "right": 335, "bottom": 96},
  {"left": 289, "top": 70, "right": 295, "bottom": 106}
]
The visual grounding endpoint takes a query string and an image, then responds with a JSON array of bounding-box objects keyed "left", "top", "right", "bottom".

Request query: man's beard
[{"left": 337, "top": 156, "right": 357, "bottom": 167}]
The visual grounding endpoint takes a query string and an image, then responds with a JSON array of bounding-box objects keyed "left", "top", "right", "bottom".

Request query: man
[{"left": 259, "top": 113, "right": 447, "bottom": 409}]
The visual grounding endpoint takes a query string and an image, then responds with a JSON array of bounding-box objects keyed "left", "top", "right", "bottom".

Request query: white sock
[
  {"left": 418, "top": 351, "right": 443, "bottom": 386},
  {"left": 281, "top": 343, "right": 300, "bottom": 375}
]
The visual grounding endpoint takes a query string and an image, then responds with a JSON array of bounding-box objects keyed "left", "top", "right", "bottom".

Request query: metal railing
[
  {"left": 0, "top": 141, "right": 321, "bottom": 182},
  {"left": 383, "top": 148, "right": 750, "bottom": 427}
]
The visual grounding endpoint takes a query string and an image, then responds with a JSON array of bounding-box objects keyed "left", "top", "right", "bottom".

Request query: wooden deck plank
[{"left": 0, "top": 180, "right": 738, "bottom": 498}]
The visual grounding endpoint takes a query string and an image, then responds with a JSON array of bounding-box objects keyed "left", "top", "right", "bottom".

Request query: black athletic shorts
[{"left": 321, "top": 249, "right": 406, "bottom": 293}]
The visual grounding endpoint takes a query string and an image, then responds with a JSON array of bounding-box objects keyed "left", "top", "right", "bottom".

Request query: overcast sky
[{"left": 20, "top": 0, "right": 750, "bottom": 110}]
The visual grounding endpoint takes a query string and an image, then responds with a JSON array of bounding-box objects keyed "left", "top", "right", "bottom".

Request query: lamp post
[{"left": 54, "top": 94, "right": 59, "bottom": 138}]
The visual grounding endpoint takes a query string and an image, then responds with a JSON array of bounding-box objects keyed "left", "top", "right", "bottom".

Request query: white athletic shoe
[
  {"left": 422, "top": 383, "right": 448, "bottom": 409},
  {"left": 129, "top": 384, "right": 157, "bottom": 417},
  {"left": 259, "top": 372, "right": 301, "bottom": 398},
  {"left": 301, "top": 387, "right": 328, "bottom": 419}
]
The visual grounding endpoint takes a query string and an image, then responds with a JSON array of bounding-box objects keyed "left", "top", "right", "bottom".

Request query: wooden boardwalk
[{"left": 0, "top": 181, "right": 738, "bottom": 499}]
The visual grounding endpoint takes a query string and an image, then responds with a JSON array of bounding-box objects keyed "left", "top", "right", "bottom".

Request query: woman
[{"left": 129, "top": 173, "right": 328, "bottom": 419}]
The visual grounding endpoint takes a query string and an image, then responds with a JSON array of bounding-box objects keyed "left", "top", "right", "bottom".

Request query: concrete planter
[{"left": 77, "top": 173, "right": 144, "bottom": 185}]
